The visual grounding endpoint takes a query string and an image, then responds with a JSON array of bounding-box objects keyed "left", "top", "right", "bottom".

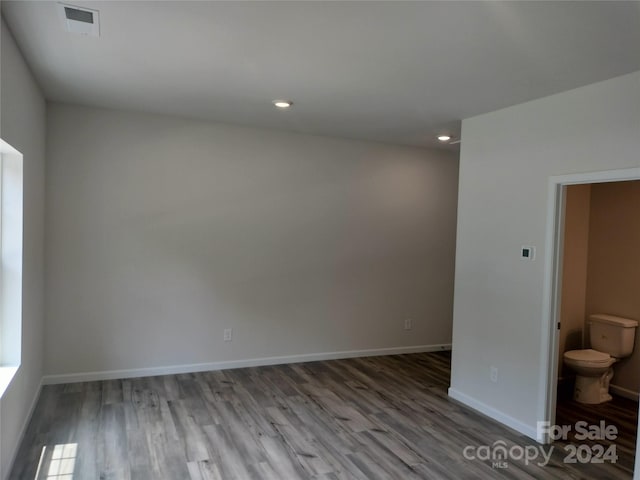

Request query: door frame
[{"left": 537, "top": 167, "right": 640, "bottom": 458}]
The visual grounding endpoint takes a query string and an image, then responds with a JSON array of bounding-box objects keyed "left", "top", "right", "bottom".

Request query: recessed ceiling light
[
  {"left": 437, "top": 135, "right": 451, "bottom": 142},
  {"left": 273, "top": 100, "right": 292, "bottom": 108}
]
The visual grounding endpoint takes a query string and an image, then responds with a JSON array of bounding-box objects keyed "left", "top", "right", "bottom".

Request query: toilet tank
[{"left": 589, "top": 314, "right": 638, "bottom": 358}]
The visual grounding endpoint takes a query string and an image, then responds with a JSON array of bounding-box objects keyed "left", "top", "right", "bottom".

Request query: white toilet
[{"left": 563, "top": 314, "right": 638, "bottom": 404}]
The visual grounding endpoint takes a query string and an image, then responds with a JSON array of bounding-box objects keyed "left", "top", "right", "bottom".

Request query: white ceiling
[{"left": 3, "top": 1, "right": 639, "bottom": 148}]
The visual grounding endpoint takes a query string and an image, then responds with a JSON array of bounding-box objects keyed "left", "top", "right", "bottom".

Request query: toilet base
[{"left": 573, "top": 368, "right": 614, "bottom": 404}]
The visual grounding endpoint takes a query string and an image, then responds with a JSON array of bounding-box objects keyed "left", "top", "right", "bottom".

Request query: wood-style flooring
[
  {"left": 9, "top": 352, "right": 637, "bottom": 479},
  {"left": 555, "top": 383, "right": 637, "bottom": 477}
]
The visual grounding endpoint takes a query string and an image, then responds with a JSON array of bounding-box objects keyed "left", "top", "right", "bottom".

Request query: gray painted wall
[
  {"left": 45, "top": 103, "right": 459, "bottom": 376},
  {"left": 0, "top": 19, "right": 46, "bottom": 478},
  {"left": 450, "top": 71, "right": 640, "bottom": 436}
]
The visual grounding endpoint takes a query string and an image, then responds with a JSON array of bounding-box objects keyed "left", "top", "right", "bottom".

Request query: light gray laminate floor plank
[{"left": 9, "top": 352, "right": 636, "bottom": 479}]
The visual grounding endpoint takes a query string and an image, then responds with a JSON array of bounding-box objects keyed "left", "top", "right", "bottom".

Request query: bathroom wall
[
  {"left": 585, "top": 180, "right": 640, "bottom": 398},
  {"left": 558, "top": 184, "right": 591, "bottom": 377}
]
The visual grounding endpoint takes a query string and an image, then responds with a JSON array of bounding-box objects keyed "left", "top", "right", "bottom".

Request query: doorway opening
[{"left": 539, "top": 167, "right": 640, "bottom": 479}]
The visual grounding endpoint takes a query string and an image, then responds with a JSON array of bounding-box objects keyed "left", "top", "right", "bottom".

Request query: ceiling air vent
[{"left": 57, "top": 3, "right": 100, "bottom": 37}]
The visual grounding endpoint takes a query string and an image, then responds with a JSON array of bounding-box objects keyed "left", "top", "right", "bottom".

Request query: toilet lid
[{"left": 564, "top": 349, "right": 611, "bottom": 363}]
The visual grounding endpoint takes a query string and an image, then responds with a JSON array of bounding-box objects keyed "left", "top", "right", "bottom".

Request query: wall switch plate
[
  {"left": 490, "top": 366, "right": 498, "bottom": 383},
  {"left": 224, "top": 328, "right": 232, "bottom": 342},
  {"left": 404, "top": 319, "right": 412, "bottom": 330}
]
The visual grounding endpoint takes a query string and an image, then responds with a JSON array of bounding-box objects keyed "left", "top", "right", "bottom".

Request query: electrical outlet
[
  {"left": 404, "top": 319, "right": 412, "bottom": 330},
  {"left": 490, "top": 366, "right": 498, "bottom": 383},
  {"left": 224, "top": 328, "right": 233, "bottom": 342}
]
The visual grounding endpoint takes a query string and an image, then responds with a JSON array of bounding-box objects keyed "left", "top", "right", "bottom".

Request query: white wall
[
  {"left": 449, "top": 71, "right": 640, "bottom": 437},
  {"left": 0, "top": 19, "right": 46, "bottom": 478},
  {"left": 45, "top": 103, "right": 459, "bottom": 377}
]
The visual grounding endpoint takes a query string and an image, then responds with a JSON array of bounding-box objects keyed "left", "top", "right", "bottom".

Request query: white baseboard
[
  {"left": 42, "top": 343, "right": 452, "bottom": 385},
  {"left": 610, "top": 384, "right": 639, "bottom": 402},
  {"left": 448, "top": 387, "right": 538, "bottom": 441},
  {"left": 4, "top": 379, "right": 43, "bottom": 480}
]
